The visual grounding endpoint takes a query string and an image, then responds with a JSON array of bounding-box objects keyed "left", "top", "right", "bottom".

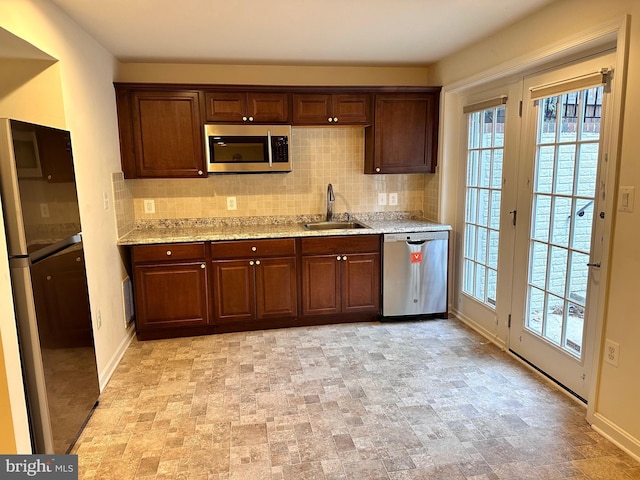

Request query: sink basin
[{"left": 304, "top": 221, "right": 369, "bottom": 230}]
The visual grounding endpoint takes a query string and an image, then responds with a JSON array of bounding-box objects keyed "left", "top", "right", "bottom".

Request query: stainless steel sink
[{"left": 304, "top": 221, "right": 369, "bottom": 230}]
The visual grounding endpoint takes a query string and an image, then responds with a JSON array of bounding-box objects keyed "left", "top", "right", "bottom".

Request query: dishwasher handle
[{"left": 406, "top": 239, "right": 429, "bottom": 245}]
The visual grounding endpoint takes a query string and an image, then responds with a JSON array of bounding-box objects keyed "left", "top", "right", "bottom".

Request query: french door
[
  {"left": 456, "top": 83, "right": 521, "bottom": 346},
  {"left": 509, "top": 52, "right": 615, "bottom": 400}
]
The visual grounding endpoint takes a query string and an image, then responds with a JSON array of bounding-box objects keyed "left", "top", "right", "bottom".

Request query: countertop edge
[{"left": 117, "top": 220, "right": 452, "bottom": 246}]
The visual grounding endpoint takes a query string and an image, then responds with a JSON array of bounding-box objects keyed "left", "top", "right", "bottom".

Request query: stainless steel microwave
[{"left": 205, "top": 124, "right": 292, "bottom": 173}]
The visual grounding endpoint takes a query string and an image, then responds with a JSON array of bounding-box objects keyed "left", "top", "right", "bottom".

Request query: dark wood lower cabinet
[
  {"left": 211, "top": 257, "right": 298, "bottom": 330},
  {"left": 301, "top": 235, "right": 381, "bottom": 321},
  {"left": 130, "top": 236, "right": 381, "bottom": 339},
  {"left": 131, "top": 243, "right": 209, "bottom": 339}
]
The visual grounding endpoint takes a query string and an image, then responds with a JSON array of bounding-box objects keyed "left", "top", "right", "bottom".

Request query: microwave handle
[{"left": 267, "top": 130, "right": 273, "bottom": 168}]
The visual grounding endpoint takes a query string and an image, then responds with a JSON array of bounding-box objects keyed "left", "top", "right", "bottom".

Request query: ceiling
[{"left": 50, "top": 0, "right": 555, "bottom": 66}]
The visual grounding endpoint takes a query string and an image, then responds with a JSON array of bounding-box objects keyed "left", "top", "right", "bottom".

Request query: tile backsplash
[{"left": 114, "top": 127, "right": 439, "bottom": 236}]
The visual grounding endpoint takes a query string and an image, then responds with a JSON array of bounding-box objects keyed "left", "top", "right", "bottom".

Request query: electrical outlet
[
  {"left": 389, "top": 192, "right": 398, "bottom": 206},
  {"left": 103, "top": 191, "right": 109, "bottom": 210},
  {"left": 227, "top": 196, "right": 237, "bottom": 210},
  {"left": 377, "top": 192, "right": 387, "bottom": 206},
  {"left": 96, "top": 310, "right": 102, "bottom": 330},
  {"left": 604, "top": 339, "right": 619, "bottom": 367},
  {"left": 143, "top": 199, "right": 155, "bottom": 214},
  {"left": 40, "top": 203, "right": 50, "bottom": 218}
]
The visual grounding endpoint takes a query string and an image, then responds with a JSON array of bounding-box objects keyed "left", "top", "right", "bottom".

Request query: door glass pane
[
  {"left": 527, "top": 287, "right": 545, "bottom": 335},
  {"left": 524, "top": 86, "right": 603, "bottom": 359},
  {"left": 535, "top": 146, "right": 555, "bottom": 193},
  {"left": 479, "top": 150, "right": 491, "bottom": 187},
  {"left": 547, "top": 246, "right": 568, "bottom": 296},
  {"left": 478, "top": 189, "right": 489, "bottom": 226},
  {"left": 462, "top": 105, "right": 505, "bottom": 309},
  {"left": 544, "top": 294, "right": 564, "bottom": 345},
  {"left": 532, "top": 195, "right": 551, "bottom": 242},
  {"left": 529, "top": 242, "right": 548, "bottom": 289},
  {"left": 555, "top": 144, "right": 576, "bottom": 195},
  {"left": 550, "top": 197, "right": 571, "bottom": 247}
]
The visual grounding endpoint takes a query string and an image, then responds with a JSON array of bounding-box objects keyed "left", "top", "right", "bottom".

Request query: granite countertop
[{"left": 117, "top": 213, "right": 452, "bottom": 246}]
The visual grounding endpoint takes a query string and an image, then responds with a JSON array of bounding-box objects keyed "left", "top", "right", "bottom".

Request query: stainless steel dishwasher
[{"left": 383, "top": 230, "right": 448, "bottom": 318}]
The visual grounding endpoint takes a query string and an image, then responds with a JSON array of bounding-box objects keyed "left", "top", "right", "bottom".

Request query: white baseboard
[
  {"left": 592, "top": 413, "right": 640, "bottom": 462},
  {"left": 451, "top": 308, "right": 507, "bottom": 351},
  {"left": 98, "top": 324, "right": 135, "bottom": 390}
]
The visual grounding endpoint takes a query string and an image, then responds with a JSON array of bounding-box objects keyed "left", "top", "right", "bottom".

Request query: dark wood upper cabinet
[
  {"left": 293, "top": 93, "right": 370, "bottom": 125},
  {"left": 365, "top": 90, "right": 440, "bottom": 174},
  {"left": 115, "top": 87, "right": 206, "bottom": 179},
  {"left": 204, "top": 92, "right": 290, "bottom": 123}
]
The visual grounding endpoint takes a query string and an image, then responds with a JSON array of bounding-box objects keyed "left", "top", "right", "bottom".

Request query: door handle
[
  {"left": 587, "top": 262, "right": 601, "bottom": 268},
  {"left": 509, "top": 210, "right": 517, "bottom": 226}
]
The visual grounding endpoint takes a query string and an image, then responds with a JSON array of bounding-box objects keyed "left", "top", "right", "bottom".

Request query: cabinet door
[
  {"left": 131, "top": 91, "right": 205, "bottom": 178},
  {"left": 204, "top": 92, "right": 247, "bottom": 122},
  {"left": 341, "top": 253, "right": 380, "bottom": 314},
  {"left": 292, "top": 94, "right": 332, "bottom": 125},
  {"left": 134, "top": 261, "right": 209, "bottom": 330},
  {"left": 365, "top": 92, "right": 439, "bottom": 174},
  {"left": 248, "top": 93, "right": 290, "bottom": 123},
  {"left": 332, "top": 94, "right": 371, "bottom": 124},
  {"left": 301, "top": 255, "right": 341, "bottom": 316},
  {"left": 211, "top": 259, "right": 255, "bottom": 323},
  {"left": 255, "top": 257, "right": 297, "bottom": 319}
]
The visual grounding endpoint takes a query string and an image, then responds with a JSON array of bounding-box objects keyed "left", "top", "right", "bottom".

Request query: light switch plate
[
  {"left": 618, "top": 186, "right": 635, "bottom": 212},
  {"left": 227, "top": 196, "right": 237, "bottom": 210},
  {"left": 377, "top": 192, "right": 387, "bottom": 206},
  {"left": 389, "top": 192, "right": 398, "bottom": 206}
]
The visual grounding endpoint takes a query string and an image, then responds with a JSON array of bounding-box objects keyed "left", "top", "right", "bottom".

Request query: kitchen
[{"left": 1, "top": 0, "right": 640, "bottom": 476}]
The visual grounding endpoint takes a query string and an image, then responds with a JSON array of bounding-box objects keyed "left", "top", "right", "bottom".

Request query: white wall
[
  {"left": 430, "top": 0, "right": 640, "bottom": 458},
  {"left": 0, "top": 0, "right": 133, "bottom": 451}
]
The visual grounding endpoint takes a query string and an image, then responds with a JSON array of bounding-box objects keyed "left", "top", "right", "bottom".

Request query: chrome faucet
[{"left": 326, "top": 183, "right": 335, "bottom": 221}]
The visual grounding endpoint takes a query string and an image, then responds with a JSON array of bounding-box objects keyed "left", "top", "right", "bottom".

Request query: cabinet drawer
[
  {"left": 132, "top": 243, "right": 206, "bottom": 263},
  {"left": 210, "top": 238, "right": 296, "bottom": 259},
  {"left": 301, "top": 235, "right": 380, "bottom": 255}
]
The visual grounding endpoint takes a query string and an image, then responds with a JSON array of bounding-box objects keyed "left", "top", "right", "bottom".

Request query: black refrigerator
[{"left": 0, "top": 119, "right": 100, "bottom": 454}]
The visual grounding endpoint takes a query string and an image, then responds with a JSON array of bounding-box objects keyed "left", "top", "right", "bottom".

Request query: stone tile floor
[{"left": 72, "top": 319, "right": 640, "bottom": 479}]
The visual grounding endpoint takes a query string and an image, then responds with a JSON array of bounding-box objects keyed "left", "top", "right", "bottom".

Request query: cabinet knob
[
  {"left": 76, "top": 256, "right": 81, "bottom": 262},
  {"left": 333, "top": 117, "right": 338, "bottom": 123},
  {"left": 336, "top": 255, "right": 342, "bottom": 261},
  {"left": 198, "top": 170, "right": 204, "bottom": 175},
  {"left": 166, "top": 250, "right": 172, "bottom": 256},
  {"left": 47, "top": 174, "right": 52, "bottom": 181},
  {"left": 376, "top": 167, "right": 381, "bottom": 173},
  {"left": 242, "top": 116, "right": 248, "bottom": 121},
  {"left": 248, "top": 116, "right": 254, "bottom": 122},
  {"left": 249, "top": 260, "right": 255, "bottom": 266},
  {"left": 255, "top": 260, "right": 261, "bottom": 265},
  {"left": 200, "top": 263, "right": 206, "bottom": 269},
  {"left": 46, "top": 275, "right": 52, "bottom": 281},
  {"left": 327, "top": 117, "right": 333, "bottom": 123},
  {"left": 342, "top": 256, "right": 347, "bottom": 261},
  {"left": 251, "top": 246, "right": 257, "bottom": 252}
]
